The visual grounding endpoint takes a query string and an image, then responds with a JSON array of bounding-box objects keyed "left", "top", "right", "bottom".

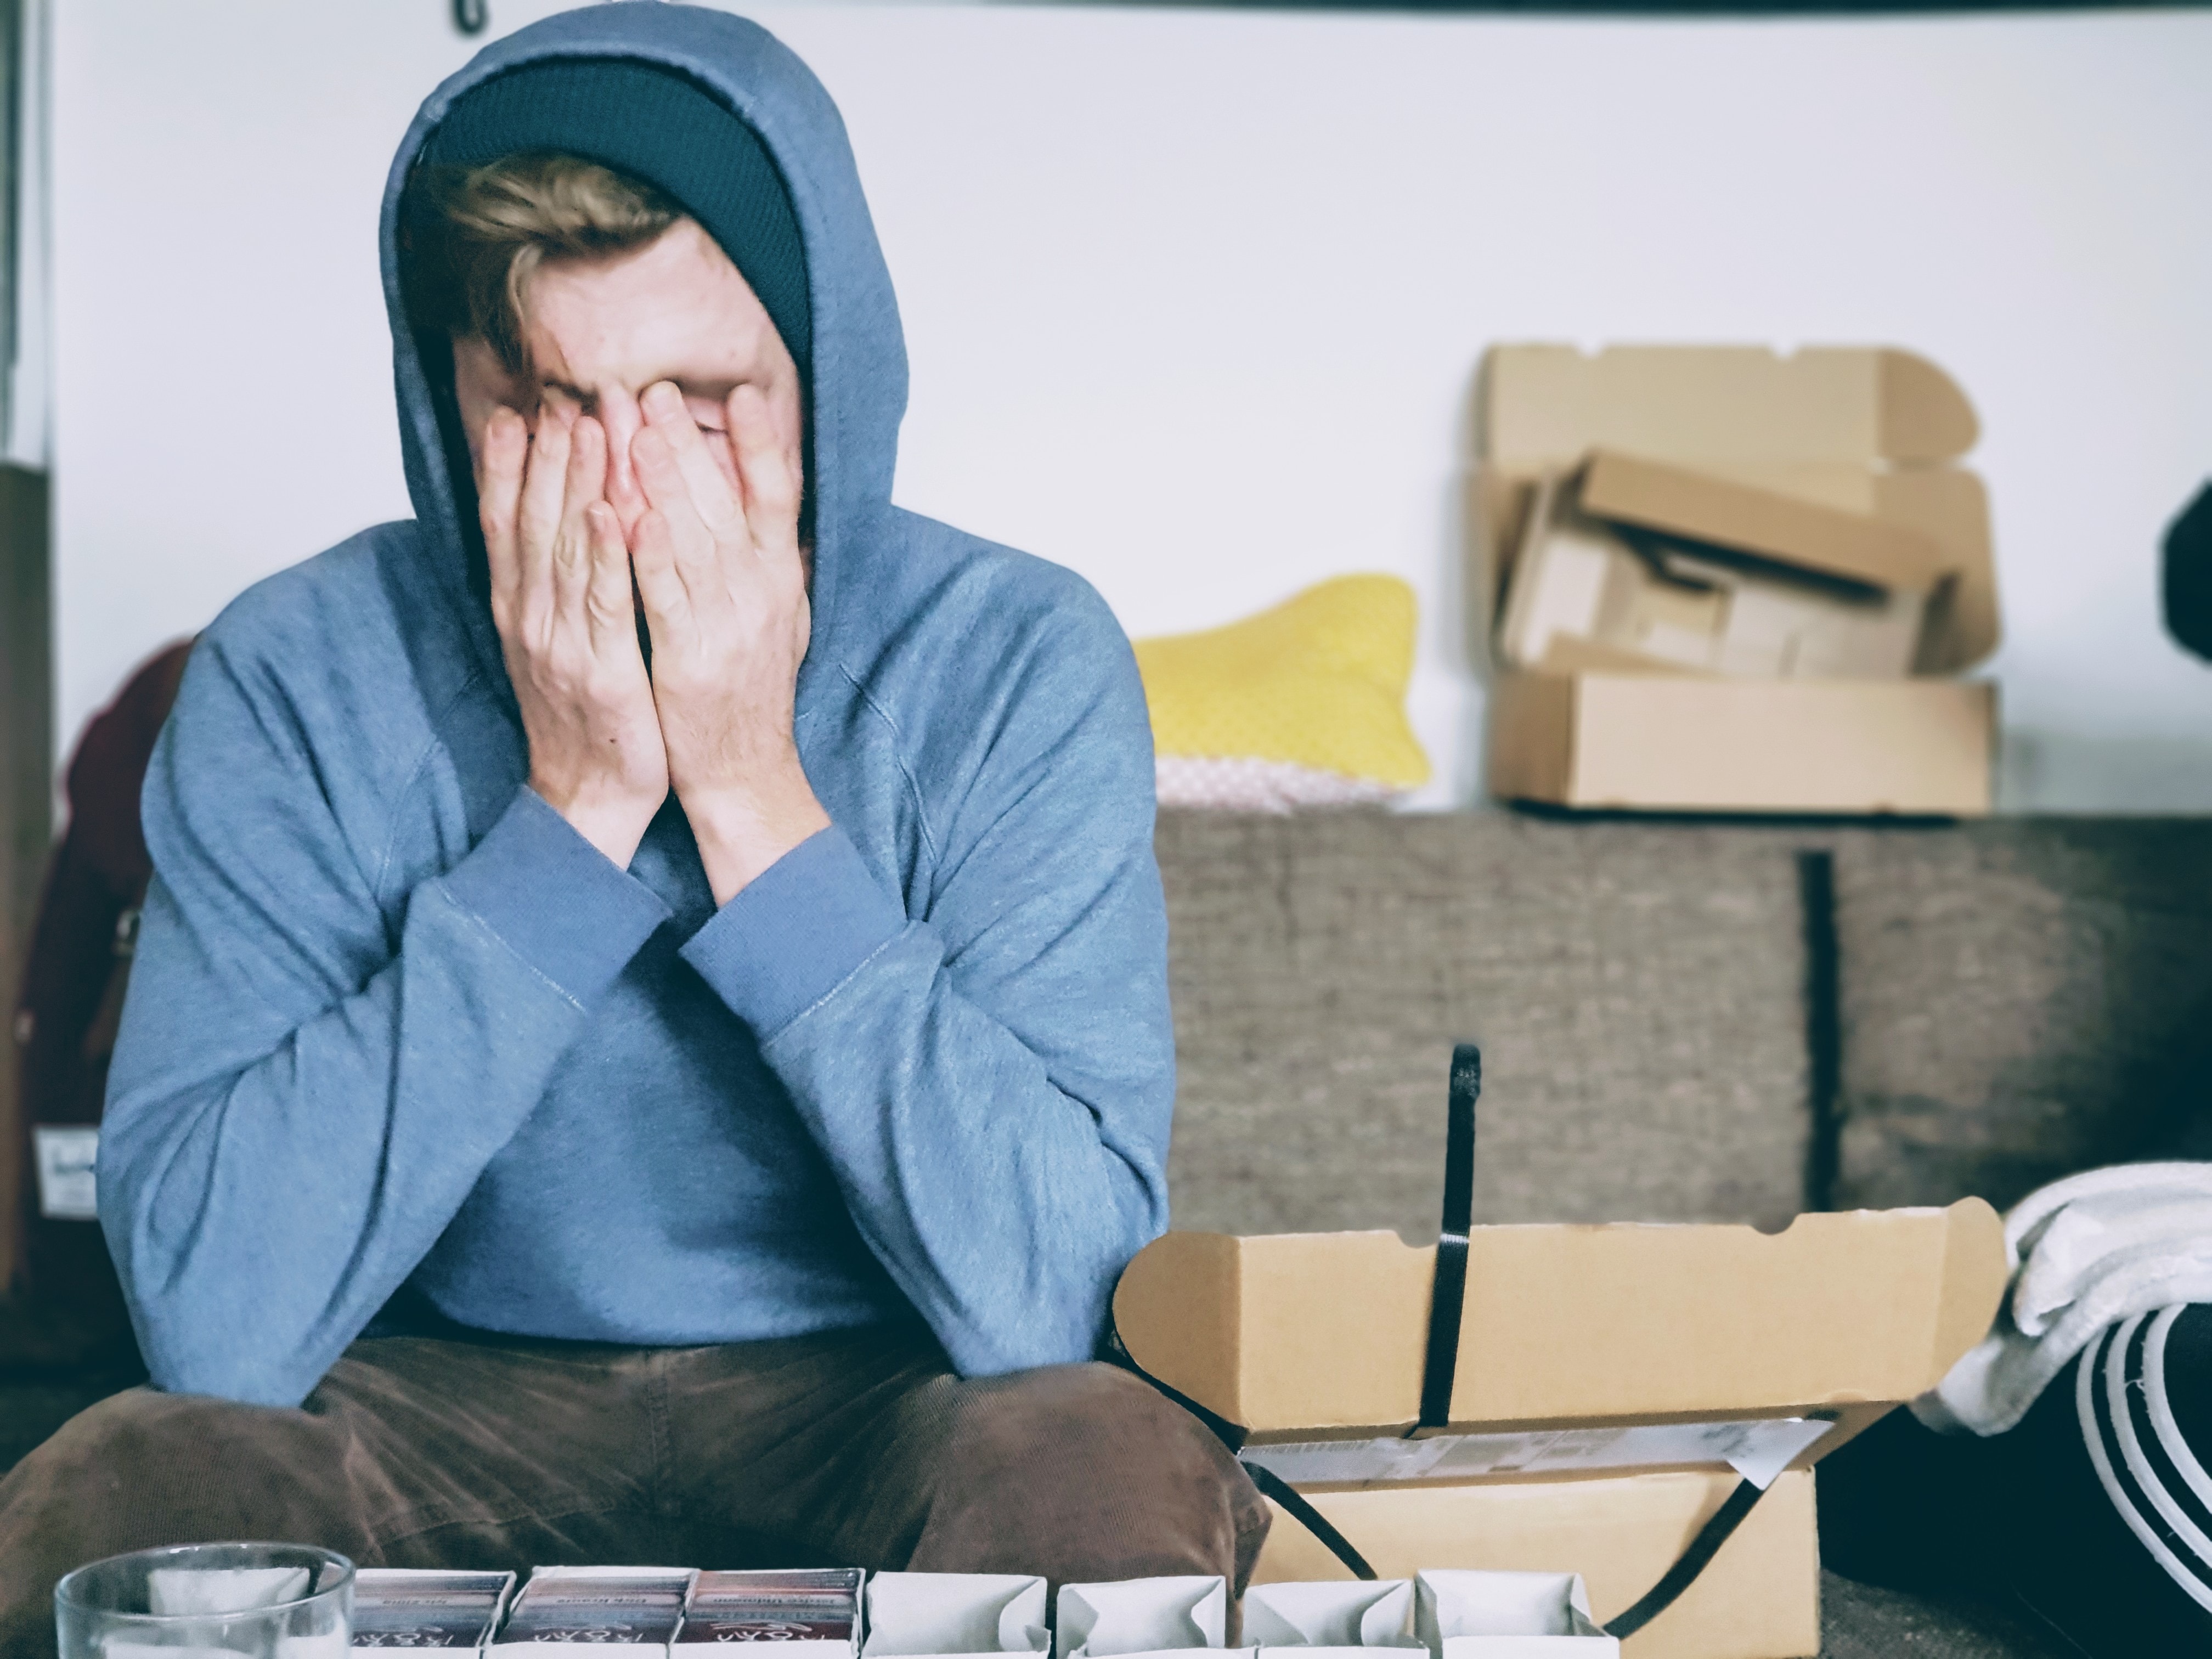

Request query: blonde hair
[{"left": 401, "top": 151, "right": 680, "bottom": 376}]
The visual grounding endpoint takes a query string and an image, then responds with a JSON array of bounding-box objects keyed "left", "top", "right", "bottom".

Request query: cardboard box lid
[
  {"left": 1577, "top": 450, "right": 1950, "bottom": 596},
  {"left": 1474, "top": 345, "right": 1999, "bottom": 672},
  {"left": 1482, "top": 345, "right": 1976, "bottom": 470},
  {"left": 1113, "top": 1201, "right": 2006, "bottom": 1438}
]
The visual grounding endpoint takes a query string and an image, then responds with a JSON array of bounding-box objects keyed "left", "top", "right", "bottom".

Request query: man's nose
[{"left": 596, "top": 387, "right": 647, "bottom": 537}]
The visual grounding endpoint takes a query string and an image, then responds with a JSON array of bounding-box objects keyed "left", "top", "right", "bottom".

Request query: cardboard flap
[
  {"left": 1483, "top": 345, "right": 1977, "bottom": 469},
  {"left": 1881, "top": 349, "right": 1981, "bottom": 462},
  {"left": 1113, "top": 1203, "right": 2008, "bottom": 1436},
  {"left": 1578, "top": 450, "right": 1950, "bottom": 594}
]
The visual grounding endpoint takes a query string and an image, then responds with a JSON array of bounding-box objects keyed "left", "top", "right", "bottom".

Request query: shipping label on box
[
  {"left": 1242, "top": 1417, "right": 1832, "bottom": 1492},
  {"left": 678, "top": 1570, "right": 862, "bottom": 1655},
  {"left": 491, "top": 1568, "right": 692, "bottom": 1655},
  {"left": 1054, "top": 1578, "right": 1226, "bottom": 1659},
  {"left": 354, "top": 1570, "right": 517, "bottom": 1651},
  {"left": 860, "top": 1573, "right": 1047, "bottom": 1659}
]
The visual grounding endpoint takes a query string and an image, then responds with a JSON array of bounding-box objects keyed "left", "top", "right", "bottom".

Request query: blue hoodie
[{"left": 98, "top": 3, "right": 1173, "bottom": 1410}]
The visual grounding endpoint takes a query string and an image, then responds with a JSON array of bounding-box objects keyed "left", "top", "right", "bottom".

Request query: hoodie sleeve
[
  {"left": 680, "top": 581, "right": 1173, "bottom": 1376},
  {"left": 98, "top": 628, "right": 669, "bottom": 1407}
]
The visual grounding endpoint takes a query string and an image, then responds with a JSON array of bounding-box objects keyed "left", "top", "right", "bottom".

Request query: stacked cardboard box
[
  {"left": 1113, "top": 1204, "right": 2009, "bottom": 1659},
  {"left": 1475, "top": 345, "right": 2000, "bottom": 815}
]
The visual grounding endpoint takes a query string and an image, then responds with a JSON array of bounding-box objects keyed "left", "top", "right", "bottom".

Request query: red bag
[{"left": 6, "top": 640, "right": 193, "bottom": 1365}]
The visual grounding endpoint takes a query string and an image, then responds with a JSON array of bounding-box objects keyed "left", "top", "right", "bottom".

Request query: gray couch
[{"left": 1155, "top": 808, "right": 2212, "bottom": 1659}]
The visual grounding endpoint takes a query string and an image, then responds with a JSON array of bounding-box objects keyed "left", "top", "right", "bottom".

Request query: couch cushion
[
  {"left": 1830, "top": 819, "right": 2212, "bottom": 1212},
  {"left": 1155, "top": 811, "right": 1814, "bottom": 1237}
]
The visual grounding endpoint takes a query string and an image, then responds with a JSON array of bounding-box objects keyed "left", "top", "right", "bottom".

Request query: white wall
[{"left": 50, "top": 1, "right": 2212, "bottom": 810}]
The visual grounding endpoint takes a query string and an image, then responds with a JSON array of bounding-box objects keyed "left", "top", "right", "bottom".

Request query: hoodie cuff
[
  {"left": 439, "top": 786, "right": 672, "bottom": 1005},
  {"left": 681, "top": 826, "right": 906, "bottom": 1036}
]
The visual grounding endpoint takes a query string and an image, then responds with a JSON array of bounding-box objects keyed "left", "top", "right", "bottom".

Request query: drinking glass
[{"left": 55, "top": 1542, "right": 353, "bottom": 1659}]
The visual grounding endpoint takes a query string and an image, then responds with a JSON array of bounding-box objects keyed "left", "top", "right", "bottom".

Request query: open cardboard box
[
  {"left": 1475, "top": 345, "right": 2000, "bottom": 815},
  {"left": 1114, "top": 1203, "right": 2009, "bottom": 1659}
]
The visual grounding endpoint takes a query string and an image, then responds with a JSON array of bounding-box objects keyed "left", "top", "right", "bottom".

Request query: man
[{"left": 0, "top": 4, "right": 1263, "bottom": 1641}]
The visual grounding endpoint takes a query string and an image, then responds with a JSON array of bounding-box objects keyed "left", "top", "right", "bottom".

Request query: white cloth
[{"left": 1914, "top": 1161, "right": 2212, "bottom": 1437}]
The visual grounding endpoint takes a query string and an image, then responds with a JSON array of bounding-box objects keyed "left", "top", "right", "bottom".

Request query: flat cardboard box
[
  {"left": 1474, "top": 345, "right": 2000, "bottom": 815},
  {"left": 1486, "top": 667, "right": 1997, "bottom": 816},
  {"left": 1114, "top": 1204, "right": 2007, "bottom": 1659},
  {"left": 1497, "top": 465, "right": 1936, "bottom": 682},
  {"left": 1575, "top": 450, "right": 1950, "bottom": 596}
]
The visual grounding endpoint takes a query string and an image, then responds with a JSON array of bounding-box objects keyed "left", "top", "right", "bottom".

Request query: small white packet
[
  {"left": 146, "top": 1568, "right": 312, "bottom": 1617},
  {"left": 1054, "top": 1577, "right": 1227, "bottom": 1659},
  {"left": 861, "top": 1573, "right": 1048, "bottom": 1659},
  {"left": 1414, "top": 1573, "right": 1616, "bottom": 1659},
  {"left": 1242, "top": 1581, "right": 1417, "bottom": 1651}
]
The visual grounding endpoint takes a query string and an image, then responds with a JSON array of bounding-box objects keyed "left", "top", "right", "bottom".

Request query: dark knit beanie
[{"left": 420, "top": 57, "right": 811, "bottom": 382}]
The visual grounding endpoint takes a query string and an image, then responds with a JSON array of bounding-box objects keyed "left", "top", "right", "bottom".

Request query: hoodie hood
[{"left": 380, "top": 2, "right": 909, "bottom": 702}]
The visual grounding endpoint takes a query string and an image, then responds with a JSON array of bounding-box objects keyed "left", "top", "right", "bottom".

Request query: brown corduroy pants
[{"left": 0, "top": 1327, "right": 1270, "bottom": 1658}]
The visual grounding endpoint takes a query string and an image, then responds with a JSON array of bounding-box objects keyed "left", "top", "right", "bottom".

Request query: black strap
[
  {"left": 1416, "top": 1043, "right": 1482, "bottom": 1432},
  {"left": 1099, "top": 1324, "right": 1378, "bottom": 1581},
  {"left": 1110, "top": 1040, "right": 1770, "bottom": 1629},
  {"left": 1601, "top": 1475, "right": 1769, "bottom": 1637},
  {"left": 1240, "top": 1462, "right": 1380, "bottom": 1582},
  {"left": 1101, "top": 1324, "right": 1247, "bottom": 1453}
]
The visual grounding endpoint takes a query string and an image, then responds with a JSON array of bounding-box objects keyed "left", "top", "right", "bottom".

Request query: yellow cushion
[{"left": 1133, "top": 574, "right": 1430, "bottom": 790}]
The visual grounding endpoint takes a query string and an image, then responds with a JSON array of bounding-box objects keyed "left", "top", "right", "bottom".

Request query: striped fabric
[{"left": 2078, "top": 1306, "right": 2212, "bottom": 1618}]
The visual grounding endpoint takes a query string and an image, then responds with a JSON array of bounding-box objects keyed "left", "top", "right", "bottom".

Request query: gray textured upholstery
[
  {"left": 1155, "top": 810, "right": 1814, "bottom": 1237},
  {"left": 1830, "top": 819, "right": 2212, "bottom": 1212},
  {"left": 1815, "top": 1575, "right": 2076, "bottom": 1659}
]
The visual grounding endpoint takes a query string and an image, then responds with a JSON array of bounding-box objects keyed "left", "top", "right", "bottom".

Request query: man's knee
[
  {"left": 904, "top": 1362, "right": 1271, "bottom": 1586},
  {"left": 2, "top": 1385, "right": 347, "bottom": 1544},
  {"left": 936, "top": 1362, "right": 1217, "bottom": 1472},
  {"left": 0, "top": 1389, "right": 353, "bottom": 1659}
]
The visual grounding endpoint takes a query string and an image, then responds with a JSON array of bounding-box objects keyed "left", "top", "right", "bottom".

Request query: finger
[
  {"left": 563, "top": 415, "right": 608, "bottom": 529},
  {"left": 582, "top": 502, "right": 641, "bottom": 654},
  {"left": 726, "top": 384, "right": 802, "bottom": 564},
  {"left": 631, "top": 424, "right": 721, "bottom": 596},
  {"left": 629, "top": 504, "right": 692, "bottom": 643},
  {"left": 477, "top": 408, "right": 528, "bottom": 617},
  {"left": 640, "top": 380, "right": 745, "bottom": 540},
  {"left": 517, "top": 400, "right": 574, "bottom": 585}
]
